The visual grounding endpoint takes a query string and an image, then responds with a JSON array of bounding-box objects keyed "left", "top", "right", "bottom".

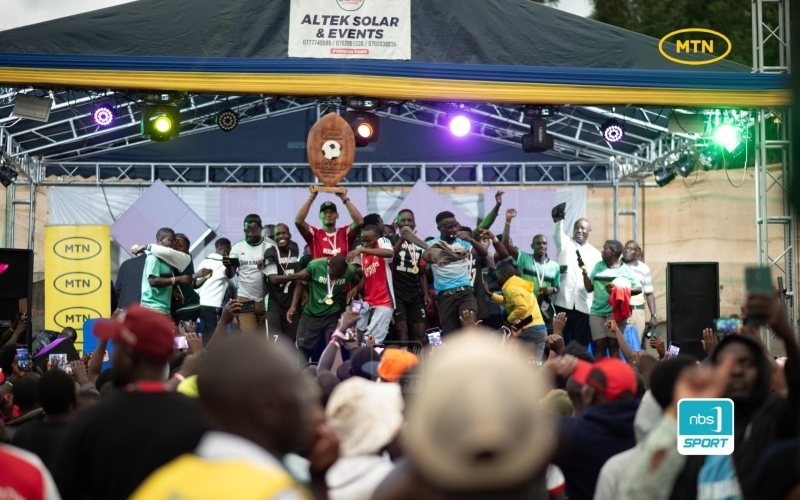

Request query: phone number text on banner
[
  {"left": 289, "top": 0, "right": 411, "bottom": 60},
  {"left": 44, "top": 225, "right": 111, "bottom": 355}
]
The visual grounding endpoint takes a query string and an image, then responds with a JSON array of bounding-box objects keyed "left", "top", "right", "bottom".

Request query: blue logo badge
[{"left": 677, "top": 398, "right": 734, "bottom": 455}]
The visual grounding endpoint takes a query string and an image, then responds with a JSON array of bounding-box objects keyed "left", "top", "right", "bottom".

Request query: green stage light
[
  {"left": 712, "top": 123, "right": 741, "bottom": 153},
  {"left": 154, "top": 116, "right": 172, "bottom": 133},
  {"left": 141, "top": 104, "right": 180, "bottom": 141}
]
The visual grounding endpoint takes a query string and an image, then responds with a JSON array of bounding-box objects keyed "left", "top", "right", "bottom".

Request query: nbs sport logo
[{"left": 677, "top": 398, "right": 734, "bottom": 455}]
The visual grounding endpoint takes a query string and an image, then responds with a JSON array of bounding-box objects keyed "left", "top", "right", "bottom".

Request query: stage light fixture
[
  {"left": 673, "top": 153, "right": 695, "bottom": 178},
  {"left": 600, "top": 119, "right": 625, "bottom": 144},
  {"left": 449, "top": 115, "right": 471, "bottom": 137},
  {"left": 522, "top": 118, "right": 554, "bottom": 153},
  {"left": 0, "top": 165, "right": 18, "bottom": 188},
  {"left": 216, "top": 109, "right": 239, "bottom": 132},
  {"left": 141, "top": 105, "right": 181, "bottom": 141},
  {"left": 697, "top": 148, "right": 720, "bottom": 169},
  {"left": 93, "top": 106, "right": 114, "bottom": 127},
  {"left": 345, "top": 111, "right": 380, "bottom": 147},
  {"left": 712, "top": 123, "right": 742, "bottom": 153},
  {"left": 654, "top": 168, "right": 676, "bottom": 187}
]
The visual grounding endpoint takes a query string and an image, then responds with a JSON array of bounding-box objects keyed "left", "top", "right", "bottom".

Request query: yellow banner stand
[{"left": 44, "top": 225, "right": 111, "bottom": 354}]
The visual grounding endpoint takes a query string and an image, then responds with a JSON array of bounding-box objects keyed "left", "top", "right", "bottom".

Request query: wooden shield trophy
[{"left": 307, "top": 113, "right": 355, "bottom": 193}]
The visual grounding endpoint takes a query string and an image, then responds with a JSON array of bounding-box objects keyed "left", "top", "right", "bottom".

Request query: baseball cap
[
  {"left": 376, "top": 349, "right": 419, "bottom": 382},
  {"left": 571, "top": 357, "right": 637, "bottom": 401},
  {"left": 93, "top": 305, "right": 175, "bottom": 362},
  {"left": 326, "top": 377, "right": 404, "bottom": 457},
  {"left": 404, "top": 332, "right": 555, "bottom": 492},
  {"left": 319, "top": 201, "right": 338, "bottom": 213}
]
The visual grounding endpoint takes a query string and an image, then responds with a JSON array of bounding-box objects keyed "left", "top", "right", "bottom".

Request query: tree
[{"left": 589, "top": 0, "right": 778, "bottom": 67}]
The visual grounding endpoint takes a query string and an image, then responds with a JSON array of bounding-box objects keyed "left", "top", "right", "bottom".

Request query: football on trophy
[{"left": 322, "top": 140, "right": 342, "bottom": 160}]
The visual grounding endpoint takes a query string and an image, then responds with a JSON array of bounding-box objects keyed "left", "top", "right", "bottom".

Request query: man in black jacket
[
  {"left": 668, "top": 291, "right": 800, "bottom": 500},
  {"left": 115, "top": 254, "right": 147, "bottom": 309}
]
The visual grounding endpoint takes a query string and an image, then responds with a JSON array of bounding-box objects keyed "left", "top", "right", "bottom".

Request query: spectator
[
  {"left": 0, "top": 442, "right": 61, "bottom": 500},
  {"left": 5, "top": 373, "right": 43, "bottom": 439},
  {"left": 50, "top": 305, "right": 206, "bottom": 500},
  {"left": 12, "top": 369, "right": 76, "bottom": 470},
  {"left": 130, "top": 336, "right": 338, "bottom": 500},
  {"left": 593, "top": 357, "right": 695, "bottom": 500},
  {"left": 171, "top": 233, "right": 211, "bottom": 324},
  {"left": 374, "top": 333, "right": 555, "bottom": 499},
  {"left": 325, "top": 377, "right": 403, "bottom": 500},
  {"left": 551, "top": 357, "right": 640, "bottom": 500},
  {"left": 197, "top": 238, "right": 232, "bottom": 340}
]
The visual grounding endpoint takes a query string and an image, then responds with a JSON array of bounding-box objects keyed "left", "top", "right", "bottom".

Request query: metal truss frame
[
  {"left": 5, "top": 96, "right": 315, "bottom": 162},
  {"left": 37, "top": 160, "right": 611, "bottom": 187},
  {"left": 753, "top": 0, "right": 796, "bottom": 343}
]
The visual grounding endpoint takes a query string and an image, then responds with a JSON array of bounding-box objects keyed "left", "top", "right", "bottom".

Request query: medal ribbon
[{"left": 324, "top": 231, "right": 338, "bottom": 256}]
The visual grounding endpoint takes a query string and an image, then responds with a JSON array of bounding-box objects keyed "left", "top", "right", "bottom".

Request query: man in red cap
[
  {"left": 50, "top": 305, "right": 206, "bottom": 500},
  {"left": 550, "top": 357, "right": 640, "bottom": 500}
]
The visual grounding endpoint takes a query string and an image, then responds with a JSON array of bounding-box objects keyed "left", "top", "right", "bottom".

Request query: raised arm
[
  {"left": 473, "top": 190, "right": 503, "bottom": 240},
  {"left": 295, "top": 187, "right": 317, "bottom": 241},
  {"left": 144, "top": 244, "right": 191, "bottom": 272},
  {"left": 337, "top": 189, "right": 364, "bottom": 237},
  {"left": 458, "top": 231, "right": 488, "bottom": 258},
  {"left": 502, "top": 209, "right": 520, "bottom": 259}
]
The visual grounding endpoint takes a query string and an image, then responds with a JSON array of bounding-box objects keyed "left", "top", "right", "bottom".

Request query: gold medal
[
  {"left": 331, "top": 247, "right": 340, "bottom": 256},
  {"left": 324, "top": 294, "right": 334, "bottom": 305},
  {"left": 410, "top": 265, "right": 419, "bottom": 274}
]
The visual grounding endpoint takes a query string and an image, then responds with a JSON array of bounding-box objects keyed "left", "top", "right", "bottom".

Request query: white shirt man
[{"left": 551, "top": 216, "right": 601, "bottom": 346}]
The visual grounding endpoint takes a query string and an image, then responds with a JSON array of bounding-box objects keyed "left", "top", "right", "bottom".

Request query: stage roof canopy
[{"left": 0, "top": 0, "right": 789, "bottom": 107}]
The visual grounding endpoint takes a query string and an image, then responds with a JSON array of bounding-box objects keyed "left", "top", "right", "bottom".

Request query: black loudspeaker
[
  {"left": 667, "top": 263, "right": 720, "bottom": 348},
  {"left": 0, "top": 249, "right": 33, "bottom": 346}
]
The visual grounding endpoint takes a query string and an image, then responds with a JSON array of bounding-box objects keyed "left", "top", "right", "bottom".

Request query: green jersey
[
  {"left": 588, "top": 261, "right": 640, "bottom": 315},
  {"left": 514, "top": 252, "right": 561, "bottom": 296},
  {"left": 141, "top": 254, "right": 174, "bottom": 315},
  {"left": 303, "top": 258, "right": 358, "bottom": 318}
]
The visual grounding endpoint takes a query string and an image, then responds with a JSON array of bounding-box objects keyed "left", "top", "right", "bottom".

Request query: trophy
[{"left": 307, "top": 112, "right": 356, "bottom": 194}]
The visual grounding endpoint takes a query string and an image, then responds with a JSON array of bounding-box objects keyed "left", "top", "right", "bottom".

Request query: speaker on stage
[
  {"left": 667, "top": 263, "right": 720, "bottom": 353},
  {"left": 0, "top": 249, "right": 33, "bottom": 345}
]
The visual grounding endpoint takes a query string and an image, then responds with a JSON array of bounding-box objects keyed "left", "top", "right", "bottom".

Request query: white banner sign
[{"left": 289, "top": 0, "right": 411, "bottom": 60}]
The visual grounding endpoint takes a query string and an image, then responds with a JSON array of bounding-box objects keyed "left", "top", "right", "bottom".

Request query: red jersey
[
  {"left": 361, "top": 237, "right": 395, "bottom": 308},
  {"left": 304, "top": 226, "right": 353, "bottom": 260},
  {"left": 0, "top": 445, "right": 60, "bottom": 500}
]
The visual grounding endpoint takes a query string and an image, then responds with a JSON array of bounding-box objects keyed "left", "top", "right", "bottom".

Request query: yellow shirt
[
  {"left": 491, "top": 275, "right": 545, "bottom": 329},
  {"left": 129, "top": 432, "right": 313, "bottom": 500}
]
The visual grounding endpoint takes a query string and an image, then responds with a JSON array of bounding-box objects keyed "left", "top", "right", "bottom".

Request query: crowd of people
[{"left": 0, "top": 187, "right": 798, "bottom": 500}]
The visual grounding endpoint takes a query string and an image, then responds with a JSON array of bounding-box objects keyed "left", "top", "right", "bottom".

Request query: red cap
[
  {"left": 570, "top": 357, "right": 638, "bottom": 401},
  {"left": 94, "top": 305, "right": 175, "bottom": 362},
  {"left": 570, "top": 359, "right": 594, "bottom": 385}
]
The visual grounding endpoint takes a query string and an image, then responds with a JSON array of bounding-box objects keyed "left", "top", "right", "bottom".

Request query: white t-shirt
[
  {"left": 197, "top": 253, "right": 230, "bottom": 308},
  {"left": 229, "top": 238, "right": 278, "bottom": 301}
]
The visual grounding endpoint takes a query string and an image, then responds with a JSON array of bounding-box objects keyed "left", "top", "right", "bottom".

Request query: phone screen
[
  {"left": 16, "top": 348, "right": 30, "bottom": 370},
  {"left": 715, "top": 318, "right": 743, "bottom": 335},
  {"left": 240, "top": 300, "right": 256, "bottom": 314},
  {"left": 174, "top": 336, "right": 189, "bottom": 349},
  {"left": 350, "top": 301, "right": 363, "bottom": 315},
  {"left": 426, "top": 329, "right": 443, "bottom": 349},
  {"left": 668, "top": 342, "right": 681, "bottom": 358},
  {"left": 49, "top": 353, "right": 68, "bottom": 371}
]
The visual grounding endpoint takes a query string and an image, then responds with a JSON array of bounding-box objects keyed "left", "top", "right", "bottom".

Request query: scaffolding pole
[{"left": 753, "top": 0, "right": 796, "bottom": 348}]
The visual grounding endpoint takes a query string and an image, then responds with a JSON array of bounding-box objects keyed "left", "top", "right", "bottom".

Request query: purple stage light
[
  {"left": 449, "top": 115, "right": 471, "bottom": 137},
  {"left": 93, "top": 106, "right": 114, "bottom": 127}
]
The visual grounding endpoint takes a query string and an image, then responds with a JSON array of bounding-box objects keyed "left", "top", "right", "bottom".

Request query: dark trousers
[
  {"left": 438, "top": 288, "right": 478, "bottom": 335},
  {"left": 198, "top": 306, "right": 221, "bottom": 346},
  {"left": 265, "top": 298, "right": 298, "bottom": 341},
  {"left": 555, "top": 306, "right": 592, "bottom": 347}
]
